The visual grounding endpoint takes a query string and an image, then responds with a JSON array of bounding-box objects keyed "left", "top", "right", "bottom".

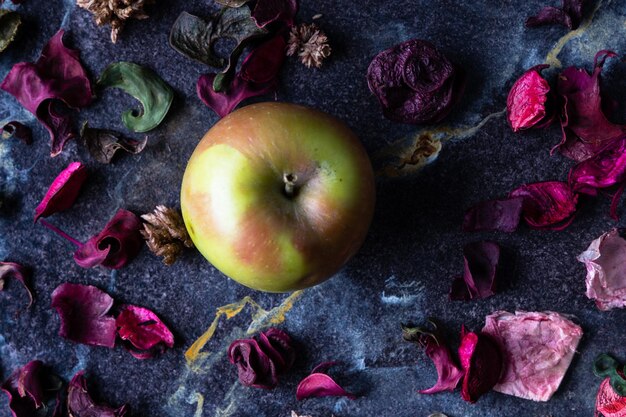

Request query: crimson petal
[
  {"left": 509, "top": 181, "right": 578, "bottom": 229},
  {"left": 252, "top": 0, "right": 298, "bottom": 28},
  {"left": 116, "top": 305, "right": 174, "bottom": 359},
  {"left": 506, "top": 65, "right": 554, "bottom": 132},
  {"left": 1, "top": 361, "right": 49, "bottom": 417},
  {"left": 526, "top": 0, "right": 587, "bottom": 29},
  {"left": 50, "top": 283, "right": 117, "bottom": 348},
  {"left": 462, "top": 197, "right": 523, "bottom": 233},
  {"left": 569, "top": 136, "right": 626, "bottom": 194},
  {"left": 458, "top": 327, "right": 503, "bottom": 403},
  {"left": 0, "top": 262, "right": 32, "bottom": 306},
  {"left": 68, "top": 371, "right": 128, "bottom": 417},
  {"left": 296, "top": 363, "right": 356, "bottom": 400},
  {"left": 34, "top": 161, "right": 87, "bottom": 222},
  {"left": 257, "top": 328, "right": 295, "bottom": 374},
  {"left": 450, "top": 241, "right": 501, "bottom": 301},
  {"left": 228, "top": 338, "right": 278, "bottom": 389}
]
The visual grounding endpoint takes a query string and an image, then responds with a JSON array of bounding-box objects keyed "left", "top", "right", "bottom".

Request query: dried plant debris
[
  {"left": 0, "top": 261, "right": 33, "bottom": 306},
  {"left": 141, "top": 205, "right": 193, "bottom": 265},
  {"left": 116, "top": 305, "right": 175, "bottom": 359},
  {"left": 296, "top": 362, "right": 356, "bottom": 400},
  {"left": 77, "top": 0, "right": 155, "bottom": 43},
  {"left": 81, "top": 122, "right": 147, "bottom": 163},
  {"left": 286, "top": 23, "right": 330, "bottom": 68},
  {"left": 34, "top": 162, "right": 87, "bottom": 222},
  {"left": 506, "top": 65, "right": 554, "bottom": 132},
  {"left": 68, "top": 371, "right": 129, "bottom": 416},
  {"left": 0, "top": 9, "right": 21, "bottom": 53},
  {"left": 1, "top": 121, "right": 31, "bottom": 144}
]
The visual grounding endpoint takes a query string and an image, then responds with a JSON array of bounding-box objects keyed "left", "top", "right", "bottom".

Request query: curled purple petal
[
  {"left": 228, "top": 338, "right": 278, "bottom": 389},
  {"left": 116, "top": 305, "right": 174, "bottom": 359},
  {"left": 252, "top": 0, "right": 298, "bottom": 28},
  {"left": 450, "top": 241, "right": 501, "bottom": 301},
  {"left": 296, "top": 363, "right": 356, "bottom": 400},
  {"left": 458, "top": 328, "right": 503, "bottom": 403},
  {"left": 73, "top": 209, "right": 144, "bottom": 269},
  {"left": 526, "top": 0, "right": 587, "bottom": 29},
  {"left": 569, "top": 136, "right": 626, "bottom": 194},
  {"left": 68, "top": 371, "right": 128, "bottom": 417},
  {"left": 0, "top": 30, "right": 93, "bottom": 156},
  {"left": 50, "top": 283, "right": 117, "bottom": 348},
  {"left": 1, "top": 121, "right": 32, "bottom": 144},
  {"left": 509, "top": 181, "right": 578, "bottom": 230},
  {"left": 0, "top": 262, "right": 32, "bottom": 306},
  {"left": 462, "top": 197, "right": 523, "bottom": 233},
  {"left": 34, "top": 161, "right": 87, "bottom": 222},
  {"left": 1, "top": 361, "right": 54, "bottom": 417},
  {"left": 506, "top": 65, "right": 554, "bottom": 132},
  {"left": 257, "top": 328, "right": 295, "bottom": 374}
]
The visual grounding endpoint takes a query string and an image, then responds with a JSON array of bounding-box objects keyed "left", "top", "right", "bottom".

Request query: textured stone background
[{"left": 1, "top": 1, "right": 626, "bottom": 416}]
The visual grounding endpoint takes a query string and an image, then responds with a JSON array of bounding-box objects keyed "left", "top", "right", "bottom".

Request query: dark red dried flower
[
  {"left": 569, "top": 136, "right": 626, "bottom": 195},
  {"left": 462, "top": 197, "right": 524, "bottom": 233},
  {"left": 252, "top": 0, "right": 297, "bottom": 28},
  {"left": 1, "top": 121, "right": 32, "bottom": 144},
  {"left": 458, "top": 327, "right": 503, "bottom": 403},
  {"left": 450, "top": 241, "right": 501, "bottom": 301},
  {"left": 509, "top": 181, "right": 578, "bottom": 230},
  {"left": 34, "top": 162, "right": 87, "bottom": 222},
  {"left": 296, "top": 362, "right": 356, "bottom": 401},
  {"left": 50, "top": 283, "right": 117, "bottom": 348},
  {"left": 526, "top": 0, "right": 588, "bottom": 30},
  {"left": 68, "top": 371, "right": 128, "bottom": 417},
  {"left": 116, "top": 305, "right": 174, "bottom": 359},
  {"left": 1, "top": 361, "right": 57, "bottom": 417},
  {"left": 507, "top": 65, "right": 554, "bottom": 132},
  {"left": 0, "top": 262, "right": 32, "bottom": 306},
  {"left": 0, "top": 30, "right": 93, "bottom": 157},
  {"left": 366, "top": 39, "right": 465, "bottom": 124}
]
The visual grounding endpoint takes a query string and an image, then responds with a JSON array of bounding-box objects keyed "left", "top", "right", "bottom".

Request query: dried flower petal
[
  {"left": 462, "top": 197, "right": 523, "bottom": 233},
  {"left": 457, "top": 327, "right": 503, "bottom": 403},
  {"left": 81, "top": 122, "right": 147, "bottom": 164},
  {"left": 116, "top": 305, "right": 174, "bottom": 359},
  {"left": 0, "top": 10, "right": 21, "bottom": 53},
  {"left": 569, "top": 135, "right": 626, "bottom": 195},
  {"left": 577, "top": 229, "right": 626, "bottom": 311},
  {"left": 482, "top": 311, "right": 583, "bottom": 402},
  {"left": 252, "top": 0, "right": 298, "bottom": 28},
  {"left": 509, "top": 181, "right": 578, "bottom": 229},
  {"left": 506, "top": 65, "right": 554, "bottom": 132},
  {"left": 34, "top": 162, "right": 87, "bottom": 222},
  {"left": 367, "top": 39, "right": 465, "bottom": 124},
  {"left": 257, "top": 328, "right": 296, "bottom": 374},
  {"left": 0, "top": 262, "right": 32, "bottom": 306},
  {"left": 450, "top": 241, "right": 501, "bottom": 301},
  {"left": 77, "top": 0, "right": 155, "bottom": 43},
  {"left": 554, "top": 50, "right": 626, "bottom": 161},
  {"left": 1, "top": 361, "right": 60, "bottom": 417},
  {"left": 50, "top": 283, "right": 117, "bottom": 348},
  {"left": 526, "top": 0, "right": 587, "bottom": 30},
  {"left": 97, "top": 62, "right": 174, "bottom": 133},
  {"left": 286, "top": 23, "right": 331, "bottom": 68},
  {"left": 67, "top": 371, "right": 129, "bottom": 417},
  {"left": 593, "top": 354, "right": 626, "bottom": 398},
  {"left": 296, "top": 363, "right": 356, "bottom": 400},
  {"left": 1, "top": 121, "right": 32, "bottom": 144},
  {"left": 402, "top": 322, "right": 464, "bottom": 394},
  {"left": 0, "top": 30, "right": 93, "bottom": 156},
  {"left": 141, "top": 205, "right": 193, "bottom": 265},
  {"left": 596, "top": 377, "right": 626, "bottom": 417}
]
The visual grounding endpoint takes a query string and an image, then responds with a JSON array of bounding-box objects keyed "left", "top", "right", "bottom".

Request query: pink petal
[
  {"left": 34, "top": 161, "right": 87, "bottom": 222},
  {"left": 596, "top": 377, "right": 626, "bottom": 417},
  {"left": 509, "top": 181, "right": 578, "bottom": 230},
  {"left": 0, "top": 262, "right": 32, "bottom": 307},
  {"left": 506, "top": 65, "right": 553, "bottom": 132},
  {"left": 296, "top": 363, "right": 356, "bottom": 401},
  {"left": 68, "top": 371, "right": 128, "bottom": 417},
  {"left": 569, "top": 136, "right": 626, "bottom": 194},
  {"left": 418, "top": 337, "right": 464, "bottom": 394},
  {"left": 458, "top": 328, "right": 503, "bottom": 403},
  {"left": 116, "top": 305, "right": 174, "bottom": 359}
]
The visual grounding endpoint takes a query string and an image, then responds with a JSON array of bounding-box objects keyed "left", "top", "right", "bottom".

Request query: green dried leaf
[
  {"left": 593, "top": 353, "right": 626, "bottom": 396},
  {"left": 215, "top": 0, "right": 251, "bottom": 6},
  {"left": 81, "top": 122, "right": 147, "bottom": 164},
  {"left": 97, "top": 62, "right": 174, "bottom": 133},
  {"left": 0, "top": 10, "right": 21, "bottom": 53}
]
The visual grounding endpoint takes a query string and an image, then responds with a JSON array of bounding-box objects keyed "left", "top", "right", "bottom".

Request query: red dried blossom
[
  {"left": 116, "top": 305, "right": 175, "bottom": 359},
  {"left": 68, "top": 371, "right": 128, "bottom": 417}
]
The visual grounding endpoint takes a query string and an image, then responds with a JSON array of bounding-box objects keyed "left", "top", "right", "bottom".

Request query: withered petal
[
  {"left": 68, "top": 371, "right": 129, "bottom": 417},
  {"left": 116, "top": 305, "right": 174, "bottom": 359},
  {"left": 506, "top": 65, "right": 554, "bottom": 132},
  {"left": 509, "top": 181, "right": 578, "bottom": 230},
  {"left": 462, "top": 197, "right": 524, "bottom": 233},
  {"left": 34, "top": 161, "right": 87, "bottom": 222},
  {"left": 450, "top": 241, "right": 501, "bottom": 301},
  {"left": 296, "top": 363, "right": 356, "bottom": 401},
  {"left": 458, "top": 328, "right": 503, "bottom": 403},
  {"left": 0, "top": 261, "right": 32, "bottom": 306}
]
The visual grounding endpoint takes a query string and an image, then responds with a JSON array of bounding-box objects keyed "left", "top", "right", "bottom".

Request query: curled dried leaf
[
  {"left": 1, "top": 121, "right": 32, "bottom": 144},
  {"left": 0, "top": 10, "right": 21, "bottom": 53},
  {"left": 81, "top": 122, "right": 147, "bottom": 164},
  {"left": 141, "top": 205, "right": 193, "bottom": 265}
]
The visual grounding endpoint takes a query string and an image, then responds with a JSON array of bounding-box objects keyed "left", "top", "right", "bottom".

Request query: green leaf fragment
[
  {"left": 593, "top": 353, "right": 626, "bottom": 396},
  {"left": 97, "top": 62, "right": 174, "bottom": 133},
  {"left": 215, "top": 0, "right": 251, "bottom": 7},
  {"left": 0, "top": 10, "right": 21, "bottom": 53}
]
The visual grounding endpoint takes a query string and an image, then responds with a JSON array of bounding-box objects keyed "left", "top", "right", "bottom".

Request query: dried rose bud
[
  {"left": 367, "top": 39, "right": 465, "bottom": 124},
  {"left": 506, "top": 65, "right": 554, "bottom": 132},
  {"left": 228, "top": 328, "right": 294, "bottom": 389},
  {"left": 458, "top": 327, "right": 503, "bottom": 403}
]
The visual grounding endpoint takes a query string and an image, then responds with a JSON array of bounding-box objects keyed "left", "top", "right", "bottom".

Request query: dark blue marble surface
[{"left": 1, "top": 1, "right": 626, "bottom": 416}]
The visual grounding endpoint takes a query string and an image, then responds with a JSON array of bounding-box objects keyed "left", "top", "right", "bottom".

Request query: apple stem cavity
[{"left": 283, "top": 173, "right": 298, "bottom": 198}]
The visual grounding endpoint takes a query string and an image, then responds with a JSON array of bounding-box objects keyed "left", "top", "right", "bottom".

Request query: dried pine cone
[
  {"left": 76, "top": 0, "right": 155, "bottom": 43},
  {"left": 287, "top": 23, "right": 331, "bottom": 69},
  {"left": 141, "top": 205, "right": 193, "bottom": 265}
]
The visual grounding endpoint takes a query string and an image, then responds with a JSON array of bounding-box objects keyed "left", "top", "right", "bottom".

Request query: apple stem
[{"left": 283, "top": 173, "right": 298, "bottom": 198}]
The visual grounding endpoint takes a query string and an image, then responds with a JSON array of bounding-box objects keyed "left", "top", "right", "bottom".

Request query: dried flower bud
[
  {"left": 141, "top": 205, "right": 193, "bottom": 265},
  {"left": 287, "top": 23, "right": 331, "bottom": 68},
  {"left": 76, "top": 0, "right": 154, "bottom": 43}
]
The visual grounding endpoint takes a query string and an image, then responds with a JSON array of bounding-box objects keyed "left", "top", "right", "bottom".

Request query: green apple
[{"left": 180, "top": 102, "right": 375, "bottom": 292}]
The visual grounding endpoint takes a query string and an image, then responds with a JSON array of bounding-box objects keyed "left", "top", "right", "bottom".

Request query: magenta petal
[
  {"left": 228, "top": 338, "right": 278, "bottom": 389},
  {"left": 507, "top": 65, "right": 553, "bottom": 132},
  {"left": 1, "top": 361, "right": 46, "bottom": 417},
  {"left": 197, "top": 73, "right": 276, "bottom": 118},
  {"left": 73, "top": 209, "right": 143, "bottom": 269},
  {"left": 116, "top": 305, "right": 174, "bottom": 359},
  {"left": 462, "top": 197, "right": 523, "bottom": 233},
  {"left": 526, "top": 0, "right": 587, "bottom": 29},
  {"left": 458, "top": 329, "right": 503, "bottom": 403},
  {"left": 252, "top": 0, "right": 298, "bottom": 28},
  {"left": 296, "top": 364, "right": 356, "bottom": 401},
  {"left": 418, "top": 336, "right": 464, "bottom": 394},
  {"left": 0, "top": 262, "right": 33, "bottom": 306},
  {"left": 240, "top": 35, "right": 287, "bottom": 84},
  {"left": 34, "top": 161, "right": 87, "bottom": 222},
  {"left": 569, "top": 136, "right": 626, "bottom": 194},
  {"left": 50, "top": 283, "right": 117, "bottom": 348},
  {"left": 68, "top": 371, "right": 128, "bottom": 417},
  {"left": 450, "top": 241, "right": 501, "bottom": 301},
  {"left": 509, "top": 181, "right": 578, "bottom": 229},
  {"left": 257, "top": 329, "right": 295, "bottom": 374}
]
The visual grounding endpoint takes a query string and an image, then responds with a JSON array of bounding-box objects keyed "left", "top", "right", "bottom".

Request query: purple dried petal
[
  {"left": 296, "top": 363, "right": 356, "bottom": 400},
  {"left": 462, "top": 197, "right": 524, "bottom": 233},
  {"left": 0, "top": 262, "right": 32, "bottom": 306},
  {"left": 367, "top": 39, "right": 465, "bottom": 125},
  {"left": 68, "top": 371, "right": 128, "bottom": 417},
  {"left": 240, "top": 35, "right": 287, "bottom": 84},
  {"left": 1, "top": 121, "right": 32, "bottom": 144},
  {"left": 458, "top": 328, "right": 503, "bottom": 403},
  {"left": 569, "top": 136, "right": 626, "bottom": 194},
  {"left": 252, "top": 0, "right": 298, "bottom": 28},
  {"left": 228, "top": 338, "right": 278, "bottom": 389},
  {"left": 526, "top": 0, "right": 587, "bottom": 29},
  {"left": 116, "top": 305, "right": 174, "bottom": 359},
  {"left": 506, "top": 65, "right": 554, "bottom": 132},
  {"left": 50, "top": 283, "right": 117, "bottom": 348},
  {"left": 1, "top": 361, "right": 46, "bottom": 417},
  {"left": 257, "top": 328, "right": 295, "bottom": 374},
  {"left": 509, "top": 181, "right": 578, "bottom": 230},
  {"left": 0, "top": 30, "right": 93, "bottom": 157},
  {"left": 73, "top": 209, "right": 143, "bottom": 269},
  {"left": 450, "top": 241, "right": 501, "bottom": 301},
  {"left": 34, "top": 161, "right": 87, "bottom": 222}
]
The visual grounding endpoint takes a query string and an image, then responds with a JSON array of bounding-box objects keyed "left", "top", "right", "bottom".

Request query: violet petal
[
  {"left": 68, "top": 371, "right": 128, "bottom": 417},
  {"left": 526, "top": 0, "right": 587, "bottom": 29},
  {"left": 50, "top": 283, "right": 117, "bottom": 348},
  {"left": 462, "top": 197, "right": 523, "bottom": 233},
  {"left": 458, "top": 328, "right": 503, "bottom": 403},
  {"left": 257, "top": 328, "right": 295, "bottom": 374},
  {"left": 116, "top": 305, "right": 174, "bottom": 359},
  {"left": 509, "top": 181, "right": 578, "bottom": 230},
  {"left": 506, "top": 65, "right": 553, "bottom": 132},
  {"left": 252, "top": 0, "right": 298, "bottom": 28},
  {"left": 0, "top": 261, "right": 32, "bottom": 306},
  {"left": 296, "top": 363, "right": 356, "bottom": 401},
  {"left": 34, "top": 161, "right": 87, "bottom": 222},
  {"left": 73, "top": 209, "right": 144, "bottom": 269},
  {"left": 450, "top": 241, "right": 501, "bottom": 301},
  {"left": 228, "top": 338, "right": 278, "bottom": 389},
  {"left": 1, "top": 361, "right": 45, "bottom": 417},
  {"left": 1, "top": 121, "right": 32, "bottom": 144}
]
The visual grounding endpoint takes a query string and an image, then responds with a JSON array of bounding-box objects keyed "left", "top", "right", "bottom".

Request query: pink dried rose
[
  {"left": 296, "top": 362, "right": 356, "bottom": 401},
  {"left": 34, "top": 161, "right": 87, "bottom": 222},
  {"left": 526, "top": 0, "right": 588, "bottom": 30},
  {"left": 0, "top": 30, "right": 93, "bottom": 157},
  {"left": 554, "top": 50, "right": 626, "bottom": 161},
  {"left": 0, "top": 261, "right": 33, "bottom": 306},
  {"left": 68, "top": 371, "right": 128, "bottom": 417},
  {"left": 509, "top": 181, "right": 578, "bottom": 230},
  {"left": 252, "top": 0, "right": 298, "bottom": 28},
  {"left": 41, "top": 208, "right": 144, "bottom": 269},
  {"left": 462, "top": 197, "right": 523, "bottom": 233},
  {"left": 506, "top": 65, "right": 554, "bottom": 132},
  {"left": 1, "top": 361, "right": 60, "bottom": 417},
  {"left": 51, "top": 283, "right": 117, "bottom": 348},
  {"left": 482, "top": 310, "right": 583, "bottom": 401},
  {"left": 228, "top": 328, "right": 295, "bottom": 389},
  {"left": 116, "top": 305, "right": 175, "bottom": 359},
  {"left": 596, "top": 378, "right": 626, "bottom": 417},
  {"left": 577, "top": 229, "right": 626, "bottom": 311},
  {"left": 450, "top": 241, "right": 501, "bottom": 301},
  {"left": 457, "top": 327, "right": 503, "bottom": 403}
]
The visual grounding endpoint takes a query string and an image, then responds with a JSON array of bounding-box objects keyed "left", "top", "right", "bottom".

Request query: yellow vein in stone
[{"left": 544, "top": 0, "right": 603, "bottom": 68}]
